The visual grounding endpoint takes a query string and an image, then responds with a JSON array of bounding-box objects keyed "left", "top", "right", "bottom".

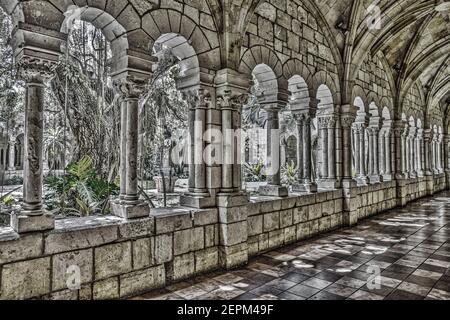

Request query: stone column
[
  {"left": 11, "top": 60, "right": 55, "bottom": 233},
  {"left": 7, "top": 137, "right": 15, "bottom": 171},
  {"left": 353, "top": 122, "right": 368, "bottom": 185},
  {"left": 180, "top": 88, "right": 216, "bottom": 208},
  {"left": 393, "top": 121, "right": 406, "bottom": 179},
  {"left": 317, "top": 114, "right": 339, "bottom": 189},
  {"left": 258, "top": 103, "right": 288, "bottom": 197},
  {"left": 423, "top": 129, "right": 435, "bottom": 195},
  {"left": 417, "top": 129, "right": 424, "bottom": 177},
  {"left": 383, "top": 129, "right": 392, "bottom": 181},
  {"left": 368, "top": 126, "right": 381, "bottom": 183},
  {"left": 292, "top": 111, "right": 317, "bottom": 193},
  {"left": 111, "top": 78, "right": 150, "bottom": 219},
  {"left": 444, "top": 134, "right": 450, "bottom": 188},
  {"left": 119, "top": 99, "right": 127, "bottom": 199},
  {"left": 409, "top": 128, "right": 417, "bottom": 178},
  {"left": 340, "top": 108, "right": 358, "bottom": 226}
]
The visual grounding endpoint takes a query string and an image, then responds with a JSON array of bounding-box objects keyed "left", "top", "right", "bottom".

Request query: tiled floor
[{"left": 133, "top": 192, "right": 450, "bottom": 300}]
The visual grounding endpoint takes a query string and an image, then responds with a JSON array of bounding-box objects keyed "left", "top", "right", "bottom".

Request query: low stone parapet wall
[{"left": 0, "top": 175, "right": 447, "bottom": 300}]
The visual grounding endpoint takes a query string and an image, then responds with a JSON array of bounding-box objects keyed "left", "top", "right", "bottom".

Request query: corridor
[{"left": 134, "top": 192, "right": 450, "bottom": 300}]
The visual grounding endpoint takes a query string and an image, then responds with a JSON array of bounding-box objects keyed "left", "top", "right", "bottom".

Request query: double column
[
  {"left": 380, "top": 126, "right": 392, "bottom": 181},
  {"left": 112, "top": 78, "right": 150, "bottom": 219},
  {"left": 258, "top": 102, "right": 289, "bottom": 197},
  {"left": 352, "top": 121, "right": 368, "bottom": 185},
  {"left": 180, "top": 88, "right": 216, "bottom": 208},
  {"left": 368, "top": 124, "right": 381, "bottom": 184},
  {"left": 292, "top": 109, "right": 317, "bottom": 193},
  {"left": 317, "top": 113, "right": 339, "bottom": 189},
  {"left": 408, "top": 127, "right": 417, "bottom": 178},
  {"left": 416, "top": 129, "right": 424, "bottom": 177}
]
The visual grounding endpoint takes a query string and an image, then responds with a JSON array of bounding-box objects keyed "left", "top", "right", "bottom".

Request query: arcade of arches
[{"left": 0, "top": 0, "right": 450, "bottom": 300}]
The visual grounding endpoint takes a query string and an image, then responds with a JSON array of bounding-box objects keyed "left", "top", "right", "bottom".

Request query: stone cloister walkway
[{"left": 134, "top": 192, "right": 450, "bottom": 300}]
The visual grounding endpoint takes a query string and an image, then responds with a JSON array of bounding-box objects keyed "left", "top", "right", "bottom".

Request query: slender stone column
[
  {"left": 119, "top": 99, "right": 127, "bottom": 199},
  {"left": 292, "top": 111, "right": 317, "bottom": 193},
  {"left": 393, "top": 121, "right": 406, "bottom": 179},
  {"left": 111, "top": 78, "right": 150, "bottom": 219},
  {"left": 340, "top": 108, "right": 358, "bottom": 226},
  {"left": 409, "top": 128, "right": 417, "bottom": 178},
  {"left": 7, "top": 137, "right": 15, "bottom": 171},
  {"left": 384, "top": 129, "right": 392, "bottom": 180},
  {"left": 11, "top": 59, "right": 56, "bottom": 233},
  {"left": 353, "top": 126, "right": 361, "bottom": 177},
  {"left": 368, "top": 126, "right": 381, "bottom": 183},
  {"left": 417, "top": 129, "right": 424, "bottom": 177},
  {"left": 353, "top": 122, "right": 368, "bottom": 185},
  {"left": 379, "top": 131, "right": 385, "bottom": 175},
  {"left": 258, "top": 103, "right": 288, "bottom": 197}
]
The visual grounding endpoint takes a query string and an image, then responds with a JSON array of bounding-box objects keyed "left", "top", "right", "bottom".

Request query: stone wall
[{"left": 0, "top": 175, "right": 448, "bottom": 300}]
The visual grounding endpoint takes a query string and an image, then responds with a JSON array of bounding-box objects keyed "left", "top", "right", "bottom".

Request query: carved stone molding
[{"left": 182, "top": 88, "right": 211, "bottom": 110}]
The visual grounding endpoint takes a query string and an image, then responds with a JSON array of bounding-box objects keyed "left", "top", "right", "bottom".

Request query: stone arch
[
  {"left": 283, "top": 59, "right": 314, "bottom": 99},
  {"left": 312, "top": 70, "right": 341, "bottom": 107},
  {"left": 352, "top": 85, "right": 369, "bottom": 114},
  {"left": 288, "top": 75, "right": 311, "bottom": 110},
  {"left": 367, "top": 92, "right": 382, "bottom": 115},
  {"left": 152, "top": 33, "right": 201, "bottom": 90},
  {"left": 252, "top": 64, "right": 280, "bottom": 104},
  {"left": 60, "top": 6, "right": 130, "bottom": 76},
  {"left": 317, "top": 84, "right": 334, "bottom": 114},
  {"left": 239, "top": 45, "right": 287, "bottom": 97},
  {"left": 142, "top": 8, "right": 220, "bottom": 71},
  {"left": 368, "top": 102, "right": 380, "bottom": 128}
]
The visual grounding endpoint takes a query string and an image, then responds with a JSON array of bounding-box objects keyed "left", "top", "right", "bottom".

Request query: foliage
[
  {"left": 2, "top": 175, "right": 23, "bottom": 186},
  {"left": 45, "top": 155, "right": 119, "bottom": 216},
  {"left": 281, "top": 161, "right": 299, "bottom": 187},
  {"left": 244, "top": 160, "right": 266, "bottom": 182},
  {"left": 1, "top": 195, "right": 15, "bottom": 206},
  {"left": 139, "top": 49, "right": 188, "bottom": 181}
]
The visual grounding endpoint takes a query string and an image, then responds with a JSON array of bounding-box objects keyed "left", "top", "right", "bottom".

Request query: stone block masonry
[{"left": 1, "top": 176, "right": 444, "bottom": 300}]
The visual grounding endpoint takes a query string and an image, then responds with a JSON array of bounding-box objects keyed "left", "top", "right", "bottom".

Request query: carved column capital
[
  {"left": 113, "top": 78, "right": 146, "bottom": 99},
  {"left": 318, "top": 114, "right": 337, "bottom": 129},
  {"left": 216, "top": 90, "right": 248, "bottom": 111},
  {"left": 183, "top": 88, "right": 212, "bottom": 110},
  {"left": 17, "top": 56, "right": 59, "bottom": 83},
  {"left": 340, "top": 113, "right": 356, "bottom": 129}
]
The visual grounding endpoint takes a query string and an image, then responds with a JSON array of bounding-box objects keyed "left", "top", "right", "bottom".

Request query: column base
[
  {"left": 180, "top": 193, "right": 215, "bottom": 209},
  {"left": 258, "top": 185, "right": 289, "bottom": 197},
  {"left": 292, "top": 182, "right": 318, "bottom": 193},
  {"left": 409, "top": 172, "right": 417, "bottom": 179},
  {"left": 417, "top": 171, "right": 425, "bottom": 178},
  {"left": 382, "top": 174, "right": 393, "bottom": 181},
  {"left": 369, "top": 175, "right": 381, "bottom": 184},
  {"left": 355, "top": 176, "right": 369, "bottom": 186},
  {"left": 11, "top": 211, "right": 55, "bottom": 234},
  {"left": 111, "top": 200, "right": 150, "bottom": 219},
  {"left": 318, "top": 180, "right": 339, "bottom": 190}
]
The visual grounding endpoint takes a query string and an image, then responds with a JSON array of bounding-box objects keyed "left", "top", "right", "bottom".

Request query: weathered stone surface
[
  {"left": 44, "top": 225, "right": 118, "bottom": 254},
  {"left": 0, "top": 257, "right": 51, "bottom": 299},
  {"left": 119, "top": 265, "right": 165, "bottom": 297},
  {"left": 118, "top": 217, "right": 154, "bottom": 239},
  {"left": 95, "top": 242, "right": 132, "bottom": 280},
  {"left": 0, "top": 233, "right": 43, "bottom": 264},
  {"left": 52, "top": 248, "right": 93, "bottom": 291},
  {"left": 133, "top": 238, "right": 152, "bottom": 270},
  {"left": 93, "top": 277, "right": 119, "bottom": 300},
  {"left": 154, "top": 233, "right": 173, "bottom": 264},
  {"left": 195, "top": 247, "right": 219, "bottom": 273},
  {"left": 174, "top": 227, "right": 204, "bottom": 255}
]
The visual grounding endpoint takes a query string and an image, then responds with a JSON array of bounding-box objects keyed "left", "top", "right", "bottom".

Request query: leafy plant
[
  {"left": 244, "top": 160, "right": 266, "bottom": 182},
  {"left": 45, "top": 155, "right": 119, "bottom": 216},
  {"left": 1, "top": 195, "right": 15, "bottom": 206},
  {"left": 281, "top": 161, "right": 299, "bottom": 187}
]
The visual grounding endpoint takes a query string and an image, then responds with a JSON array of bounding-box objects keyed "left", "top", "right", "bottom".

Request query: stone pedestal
[
  {"left": 111, "top": 200, "right": 150, "bottom": 219},
  {"left": 342, "top": 179, "right": 358, "bottom": 226},
  {"left": 180, "top": 193, "right": 216, "bottom": 209},
  {"left": 11, "top": 212, "right": 54, "bottom": 233},
  {"left": 258, "top": 184, "right": 289, "bottom": 197}
]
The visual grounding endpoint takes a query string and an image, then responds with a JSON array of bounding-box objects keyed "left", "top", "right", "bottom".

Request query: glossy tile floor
[{"left": 133, "top": 192, "right": 450, "bottom": 300}]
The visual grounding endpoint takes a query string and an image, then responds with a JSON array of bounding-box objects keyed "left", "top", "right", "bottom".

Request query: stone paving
[{"left": 133, "top": 192, "right": 450, "bottom": 300}]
